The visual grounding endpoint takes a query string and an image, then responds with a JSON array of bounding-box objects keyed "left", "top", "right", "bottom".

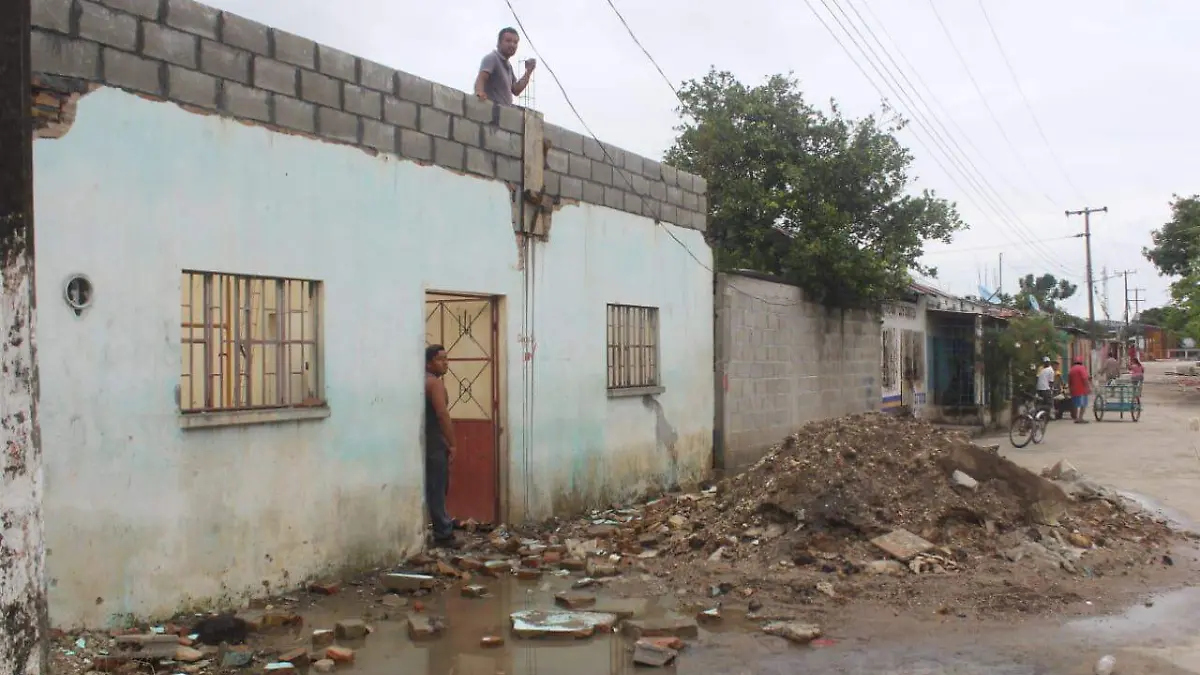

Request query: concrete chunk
[
  {"left": 632, "top": 639, "right": 678, "bottom": 667},
  {"left": 762, "top": 621, "right": 822, "bottom": 644},
  {"left": 380, "top": 572, "right": 436, "bottom": 592},
  {"left": 554, "top": 591, "right": 596, "bottom": 609},
  {"left": 509, "top": 610, "right": 617, "bottom": 639},
  {"left": 621, "top": 615, "right": 699, "bottom": 639},
  {"left": 334, "top": 619, "right": 367, "bottom": 640},
  {"left": 592, "top": 598, "right": 649, "bottom": 620},
  {"left": 871, "top": 529, "right": 934, "bottom": 562}
]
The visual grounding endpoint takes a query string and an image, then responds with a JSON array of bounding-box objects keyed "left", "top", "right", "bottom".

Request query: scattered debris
[
  {"left": 621, "top": 616, "right": 700, "bottom": 640},
  {"left": 1094, "top": 654, "right": 1116, "bottom": 675},
  {"left": 871, "top": 529, "right": 935, "bottom": 562},
  {"left": 632, "top": 638, "right": 678, "bottom": 667},
  {"left": 951, "top": 470, "right": 979, "bottom": 491},
  {"left": 510, "top": 610, "right": 618, "bottom": 639},
  {"left": 762, "top": 622, "right": 823, "bottom": 645}
]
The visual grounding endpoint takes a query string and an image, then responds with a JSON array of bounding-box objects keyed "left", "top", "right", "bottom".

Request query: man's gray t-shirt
[{"left": 480, "top": 51, "right": 515, "bottom": 105}]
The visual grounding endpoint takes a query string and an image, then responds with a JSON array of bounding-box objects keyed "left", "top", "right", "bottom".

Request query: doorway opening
[{"left": 425, "top": 292, "right": 501, "bottom": 524}]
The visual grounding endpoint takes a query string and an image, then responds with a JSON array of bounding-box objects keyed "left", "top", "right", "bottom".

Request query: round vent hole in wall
[{"left": 64, "top": 274, "right": 93, "bottom": 316}]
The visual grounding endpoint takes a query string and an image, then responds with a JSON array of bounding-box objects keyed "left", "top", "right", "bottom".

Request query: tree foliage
[
  {"left": 982, "top": 315, "right": 1066, "bottom": 409},
  {"left": 1143, "top": 195, "right": 1200, "bottom": 339},
  {"left": 1012, "top": 273, "right": 1076, "bottom": 313},
  {"left": 665, "top": 69, "right": 966, "bottom": 307}
]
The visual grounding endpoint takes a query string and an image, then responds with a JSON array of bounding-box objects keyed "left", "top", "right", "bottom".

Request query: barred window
[
  {"left": 181, "top": 271, "right": 323, "bottom": 413},
  {"left": 606, "top": 304, "right": 659, "bottom": 389},
  {"left": 881, "top": 327, "right": 898, "bottom": 391}
]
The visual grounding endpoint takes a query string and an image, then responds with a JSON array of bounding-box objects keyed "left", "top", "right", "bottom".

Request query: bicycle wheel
[
  {"left": 1032, "top": 412, "right": 1048, "bottom": 444},
  {"left": 1131, "top": 396, "right": 1142, "bottom": 422},
  {"left": 1010, "top": 414, "right": 1034, "bottom": 448},
  {"left": 1093, "top": 396, "right": 1105, "bottom": 421}
]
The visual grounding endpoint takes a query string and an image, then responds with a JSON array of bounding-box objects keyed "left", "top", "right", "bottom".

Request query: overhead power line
[{"left": 975, "top": 0, "right": 1088, "bottom": 203}]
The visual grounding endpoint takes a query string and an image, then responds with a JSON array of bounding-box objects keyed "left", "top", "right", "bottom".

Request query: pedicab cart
[{"left": 1092, "top": 378, "right": 1143, "bottom": 422}]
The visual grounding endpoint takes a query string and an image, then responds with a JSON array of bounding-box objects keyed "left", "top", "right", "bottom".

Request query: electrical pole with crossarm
[{"left": 1066, "top": 206, "right": 1108, "bottom": 332}]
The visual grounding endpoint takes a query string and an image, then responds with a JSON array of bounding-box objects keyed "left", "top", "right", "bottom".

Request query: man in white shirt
[{"left": 1035, "top": 356, "right": 1055, "bottom": 411}]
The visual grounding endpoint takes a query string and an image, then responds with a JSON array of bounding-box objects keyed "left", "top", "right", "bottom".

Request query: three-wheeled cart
[{"left": 1093, "top": 381, "right": 1143, "bottom": 422}]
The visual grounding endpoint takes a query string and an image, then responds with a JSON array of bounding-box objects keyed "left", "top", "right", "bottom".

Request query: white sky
[{"left": 206, "top": 0, "right": 1200, "bottom": 318}]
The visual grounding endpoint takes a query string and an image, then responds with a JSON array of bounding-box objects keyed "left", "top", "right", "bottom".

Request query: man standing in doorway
[
  {"left": 1068, "top": 357, "right": 1092, "bottom": 424},
  {"left": 425, "top": 345, "right": 458, "bottom": 548},
  {"left": 474, "top": 27, "right": 536, "bottom": 105}
]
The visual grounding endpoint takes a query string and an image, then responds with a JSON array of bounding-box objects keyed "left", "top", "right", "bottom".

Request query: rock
[
  {"left": 263, "top": 664, "right": 296, "bottom": 673},
  {"left": 632, "top": 639, "right": 678, "bottom": 667},
  {"left": 870, "top": 529, "right": 935, "bottom": 561},
  {"left": 311, "top": 630, "right": 335, "bottom": 649},
  {"left": 308, "top": 580, "right": 341, "bottom": 595},
  {"left": 707, "top": 547, "right": 728, "bottom": 563},
  {"left": 324, "top": 646, "right": 354, "bottom": 664},
  {"left": 174, "top": 647, "right": 205, "bottom": 663},
  {"left": 379, "top": 573, "right": 435, "bottom": 592},
  {"left": 480, "top": 635, "right": 505, "bottom": 648},
  {"left": 407, "top": 615, "right": 444, "bottom": 640},
  {"left": 643, "top": 636, "right": 685, "bottom": 650},
  {"left": 951, "top": 470, "right": 979, "bottom": 491},
  {"left": 1066, "top": 532, "right": 1093, "bottom": 549},
  {"left": 586, "top": 560, "right": 619, "bottom": 578},
  {"left": 762, "top": 622, "right": 823, "bottom": 644},
  {"left": 621, "top": 615, "right": 700, "bottom": 640},
  {"left": 593, "top": 598, "right": 650, "bottom": 620},
  {"left": 816, "top": 582, "right": 836, "bottom": 598},
  {"left": 483, "top": 560, "right": 513, "bottom": 577},
  {"left": 221, "top": 647, "right": 255, "bottom": 668},
  {"left": 277, "top": 648, "right": 309, "bottom": 667},
  {"left": 509, "top": 610, "right": 618, "bottom": 639},
  {"left": 697, "top": 607, "right": 722, "bottom": 623},
  {"left": 1047, "top": 460, "right": 1082, "bottom": 482},
  {"left": 554, "top": 591, "right": 597, "bottom": 609},
  {"left": 311, "top": 660, "right": 336, "bottom": 674},
  {"left": 1094, "top": 654, "right": 1116, "bottom": 675},
  {"left": 461, "top": 584, "right": 489, "bottom": 598},
  {"left": 261, "top": 611, "right": 302, "bottom": 629},
  {"left": 667, "top": 515, "right": 688, "bottom": 529},
  {"left": 864, "top": 560, "right": 906, "bottom": 576},
  {"left": 381, "top": 594, "right": 408, "bottom": 608},
  {"left": 334, "top": 619, "right": 368, "bottom": 640}
]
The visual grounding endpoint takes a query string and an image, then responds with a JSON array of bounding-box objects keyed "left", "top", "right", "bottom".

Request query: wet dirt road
[{"left": 257, "top": 361, "right": 1200, "bottom": 675}]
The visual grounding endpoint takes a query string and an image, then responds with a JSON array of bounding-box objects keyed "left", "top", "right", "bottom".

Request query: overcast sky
[{"left": 207, "top": 0, "right": 1199, "bottom": 319}]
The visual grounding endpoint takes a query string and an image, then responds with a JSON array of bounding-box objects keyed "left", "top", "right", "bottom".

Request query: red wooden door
[{"left": 425, "top": 294, "right": 499, "bottom": 524}]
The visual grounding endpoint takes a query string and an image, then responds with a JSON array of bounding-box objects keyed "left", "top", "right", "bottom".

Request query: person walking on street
[
  {"left": 1068, "top": 357, "right": 1092, "bottom": 424},
  {"left": 1130, "top": 357, "right": 1145, "bottom": 386},
  {"left": 425, "top": 344, "right": 459, "bottom": 548},
  {"left": 1104, "top": 351, "right": 1120, "bottom": 384}
]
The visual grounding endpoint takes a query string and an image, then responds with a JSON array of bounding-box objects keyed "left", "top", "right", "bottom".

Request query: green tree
[
  {"left": 1013, "top": 273, "right": 1077, "bottom": 313},
  {"left": 982, "top": 315, "right": 1066, "bottom": 413},
  {"left": 1144, "top": 196, "right": 1200, "bottom": 339},
  {"left": 665, "top": 69, "right": 966, "bottom": 307}
]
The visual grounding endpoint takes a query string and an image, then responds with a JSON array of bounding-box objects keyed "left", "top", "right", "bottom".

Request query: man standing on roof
[{"left": 475, "top": 28, "right": 536, "bottom": 106}]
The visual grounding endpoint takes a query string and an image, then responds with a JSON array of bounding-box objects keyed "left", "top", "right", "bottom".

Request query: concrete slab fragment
[
  {"left": 871, "top": 529, "right": 935, "bottom": 561},
  {"left": 509, "top": 610, "right": 618, "bottom": 639}
]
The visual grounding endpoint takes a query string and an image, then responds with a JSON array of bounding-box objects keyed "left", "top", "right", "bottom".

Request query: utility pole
[
  {"left": 998, "top": 252, "right": 1003, "bottom": 295},
  {"left": 1066, "top": 206, "right": 1108, "bottom": 332},
  {"left": 1130, "top": 288, "right": 1146, "bottom": 321},
  {"left": 0, "top": 1, "right": 48, "bottom": 674},
  {"left": 1121, "top": 270, "right": 1137, "bottom": 330}
]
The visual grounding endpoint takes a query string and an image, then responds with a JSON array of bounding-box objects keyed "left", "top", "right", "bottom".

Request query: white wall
[{"left": 34, "top": 89, "right": 712, "bottom": 627}]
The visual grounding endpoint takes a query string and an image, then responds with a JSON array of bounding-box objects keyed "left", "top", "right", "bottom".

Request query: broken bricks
[
  {"left": 870, "top": 529, "right": 935, "bottom": 562},
  {"left": 554, "top": 591, "right": 597, "bottom": 609},
  {"left": 509, "top": 610, "right": 618, "bottom": 639},
  {"left": 334, "top": 619, "right": 368, "bottom": 640},
  {"left": 632, "top": 639, "right": 678, "bottom": 667},
  {"left": 407, "top": 614, "right": 445, "bottom": 640},
  {"left": 379, "top": 572, "right": 436, "bottom": 592},
  {"left": 620, "top": 615, "right": 699, "bottom": 640}
]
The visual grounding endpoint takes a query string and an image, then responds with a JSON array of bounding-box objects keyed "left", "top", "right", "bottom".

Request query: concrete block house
[{"left": 30, "top": 0, "right": 713, "bottom": 627}]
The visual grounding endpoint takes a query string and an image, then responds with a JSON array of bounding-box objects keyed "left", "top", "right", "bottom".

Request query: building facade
[
  {"left": 880, "top": 293, "right": 928, "bottom": 417},
  {"left": 31, "top": 0, "right": 713, "bottom": 627}
]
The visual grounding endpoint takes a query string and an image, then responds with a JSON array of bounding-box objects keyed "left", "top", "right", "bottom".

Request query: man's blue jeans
[{"left": 425, "top": 437, "right": 453, "bottom": 541}]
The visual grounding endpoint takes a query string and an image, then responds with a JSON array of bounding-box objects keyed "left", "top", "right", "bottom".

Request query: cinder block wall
[
  {"left": 714, "top": 272, "right": 882, "bottom": 470},
  {"left": 30, "top": 0, "right": 708, "bottom": 231}
]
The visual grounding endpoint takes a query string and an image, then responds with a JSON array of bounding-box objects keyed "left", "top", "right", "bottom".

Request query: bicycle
[{"left": 1010, "top": 391, "right": 1051, "bottom": 448}]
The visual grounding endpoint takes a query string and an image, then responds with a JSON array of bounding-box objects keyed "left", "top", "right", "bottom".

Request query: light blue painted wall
[{"left": 34, "top": 88, "right": 713, "bottom": 627}]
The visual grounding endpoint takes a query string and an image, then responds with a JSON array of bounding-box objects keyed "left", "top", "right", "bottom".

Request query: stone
[
  {"left": 864, "top": 560, "right": 906, "bottom": 576},
  {"left": 667, "top": 515, "right": 688, "bottom": 529},
  {"left": 461, "top": 584, "right": 488, "bottom": 598},
  {"left": 334, "top": 619, "right": 367, "bottom": 640},
  {"left": 221, "top": 647, "right": 255, "bottom": 668},
  {"left": 483, "top": 560, "right": 513, "bottom": 577},
  {"left": 951, "top": 470, "right": 979, "bottom": 491},
  {"left": 175, "top": 646, "right": 205, "bottom": 663},
  {"left": 697, "top": 607, "right": 722, "bottom": 623},
  {"left": 324, "top": 646, "right": 354, "bottom": 664},
  {"left": 1047, "top": 459, "right": 1082, "bottom": 482},
  {"left": 555, "top": 591, "right": 597, "bottom": 609},
  {"left": 586, "top": 560, "right": 619, "bottom": 578},
  {"left": 593, "top": 598, "right": 649, "bottom": 620},
  {"left": 763, "top": 621, "right": 823, "bottom": 644},
  {"left": 277, "top": 648, "right": 309, "bottom": 667},
  {"left": 381, "top": 594, "right": 408, "bottom": 608},
  {"left": 311, "top": 660, "right": 336, "bottom": 674},
  {"left": 1066, "top": 532, "right": 1093, "bottom": 548},
  {"left": 380, "top": 572, "right": 435, "bottom": 592},
  {"left": 871, "top": 529, "right": 935, "bottom": 562},
  {"left": 407, "top": 615, "right": 444, "bottom": 640},
  {"left": 1094, "top": 655, "right": 1116, "bottom": 675},
  {"left": 816, "top": 581, "right": 836, "bottom": 598},
  {"left": 509, "top": 610, "right": 618, "bottom": 639},
  {"left": 480, "top": 635, "right": 505, "bottom": 648},
  {"left": 632, "top": 639, "right": 678, "bottom": 667},
  {"left": 621, "top": 616, "right": 700, "bottom": 640},
  {"left": 262, "top": 611, "right": 301, "bottom": 629},
  {"left": 311, "top": 629, "right": 335, "bottom": 649}
]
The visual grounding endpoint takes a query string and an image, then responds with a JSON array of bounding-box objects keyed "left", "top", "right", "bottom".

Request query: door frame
[{"left": 424, "top": 290, "right": 506, "bottom": 524}]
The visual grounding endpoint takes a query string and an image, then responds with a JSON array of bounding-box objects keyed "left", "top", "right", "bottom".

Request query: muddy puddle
[{"left": 251, "top": 570, "right": 1200, "bottom": 675}]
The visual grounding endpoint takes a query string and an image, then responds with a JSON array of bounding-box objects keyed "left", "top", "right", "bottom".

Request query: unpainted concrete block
[
  {"left": 465, "top": 147, "right": 495, "bottom": 177},
  {"left": 164, "top": 0, "right": 218, "bottom": 39},
  {"left": 399, "top": 129, "right": 433, "bottom": 161},
  {"left": 79, "top": 1, "right": 137, "bottom": 51},
  {"left": 219, "top": 12, "right": 269, "bottom": 54},
  {"left": 273, "top": 94, "right": 315, "bottom": 132},
  {"left": 317, "top": 106, "right": 358, "bottom": 144},
  {"left": 167, "top": 65, "right": 216, "bottom": 107},
  {"left": 32, "top": 0, "right": 72, "bottom": 33},
  {"left": 103, "top": 47, "right": 162, "bottom": 94},
  {"left": 254, "top": 56, "right": 297, "bottom": 96},
  {"left": 434, "top": 138, "right": 465, "bottom": 170},
  {"left": 362, "top": 118, "right": 395, "bottom": 153},
  {"left": 418, "top": 107, "right": 450, "bottom": 139},
  {"left": 32, "top": 31, "right": 101, "bottom": 79},
  {"left": 317, "top": 44, "right": 357, "bottom": 81},
  {"left": 344, "top": 83, "right": 381, "bottom": 119},
  {"left": 221, "top": 81, "right": 269, "bottom": 121},
  {"left": 271, "top": 29, "right": 315, "bottom": 68},
  {"left": 143, "top": 23, "right": 198, "bottom": 68},
  {"left": 200, "top": 39, "right": 249, "bottom": 83},
  {"left": 360, "top": 59, "right": 396, "bottom": 93}
]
